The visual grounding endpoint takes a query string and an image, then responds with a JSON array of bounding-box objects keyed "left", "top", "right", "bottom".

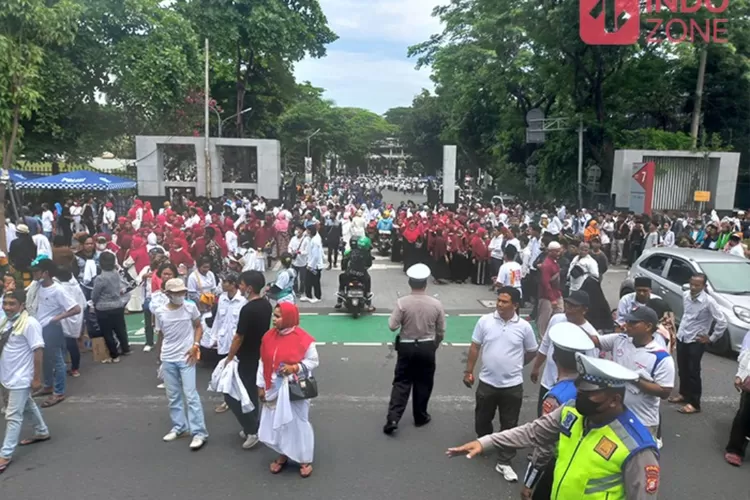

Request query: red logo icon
[{"left": 580, "top": 0, "right": 640, "bottom": 45}]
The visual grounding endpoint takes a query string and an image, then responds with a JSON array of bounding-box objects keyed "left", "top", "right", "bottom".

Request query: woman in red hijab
[
  {"left": 189, "top": 225, "right": 207, "bottom": 262},
  {"left": 169, "top": 238, "right": 194, "bottom": 271},
  {"left": 469, "top": 227, "right": 490, "bottom": 286},
  {"left": 126, "top": 236, "right": 150, "bottom": 275},
  {"left": 142, "top": 202, "right": 155, "bottom": 224},
  {"left": 429, "top": 229, "right": 450, "bottom": 284},
  {"left": 401, "top": 219, "right": 421, "bottom": 272},
  {"left": 258, "top": 302, "right": 318, "bottom": 478}
]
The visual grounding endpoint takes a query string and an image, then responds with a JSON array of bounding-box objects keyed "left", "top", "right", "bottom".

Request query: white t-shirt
[
  {"left": 539, "top": 314, "right": 601, "bottom": 389},
  {"left": 41, "top": 210, "right": 54, "bottom": 232},
  {"left": 154, "top": 301, "right": 200, "bottom": 363},
  {"left": 497, "top": 261, "right": 523, "bottom": 292},
  {"left": 597, "top": 334, "right": 674, "bottom": 427},
  {"left": 471, "top": 312, "right": 538, "bottom": 388},
  {"left": 36, "top": 282, "right": 78, "bottom": 328},
  {"left": 0, "top": 316, "right": 45, "bottom": 390}
]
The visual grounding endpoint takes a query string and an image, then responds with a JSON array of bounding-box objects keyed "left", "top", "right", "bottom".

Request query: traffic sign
[{"left": 694, "top": 191, "right": 711, "bottom": 202}]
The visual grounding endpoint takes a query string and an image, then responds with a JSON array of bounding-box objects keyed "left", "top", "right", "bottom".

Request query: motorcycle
[
  {"left": 337, "top": 279, "right": 367, "bottom": 319},
  {"left": 378, "top": 229, "right": 392, "bottom": 255}
]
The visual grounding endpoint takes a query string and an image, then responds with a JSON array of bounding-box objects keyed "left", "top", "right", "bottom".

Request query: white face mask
[
  {"left": 169, "top": 296, "right": 185, "bottom": 306},
  {"left": 96, "top": 243, "right": 107, "bottom": 251}
]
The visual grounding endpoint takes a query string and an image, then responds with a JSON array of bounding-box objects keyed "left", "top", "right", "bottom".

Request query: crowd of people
[{"left": 0, "top": 175, "right": 749, "bottom": 491}]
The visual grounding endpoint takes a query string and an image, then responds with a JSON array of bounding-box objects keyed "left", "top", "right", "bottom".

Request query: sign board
[
  {"left": 526, "top": 108, "right": 545, "bottom": 143},
  {"left": 693, "top": 190, "right": 711, "bottom": 202},
  {"left": 442, "top": 145, "right": 457, "bottom": 204},
  {"left": 629, "top": 161, "right": 655, "bottom": 215},
  {"left": 304, "top": 157, "right": 312, "bottom": 183}
]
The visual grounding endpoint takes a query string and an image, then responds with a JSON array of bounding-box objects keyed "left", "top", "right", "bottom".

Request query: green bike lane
[{"left": 123, "top": 312, "right": 517, "bottom": 345}]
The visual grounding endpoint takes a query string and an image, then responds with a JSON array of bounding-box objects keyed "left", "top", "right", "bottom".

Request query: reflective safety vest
[{"left": 552, "top": 405, "right": 657, "bottom": 499}]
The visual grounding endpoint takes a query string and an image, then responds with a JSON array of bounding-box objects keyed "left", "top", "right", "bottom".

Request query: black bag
[
  {"left": 0, "top": 324, "right": 13, "bottom": 356},
  {"left": 570, "top": 265, "right": 585, "bottom": 279},
  {"left": 288, "top": 365, "right": 318, "bottom": 401}
]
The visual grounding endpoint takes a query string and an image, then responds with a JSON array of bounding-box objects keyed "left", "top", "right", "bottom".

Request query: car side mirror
[{"left": 682, "top": 283, "right": 690, "bottom": 292}]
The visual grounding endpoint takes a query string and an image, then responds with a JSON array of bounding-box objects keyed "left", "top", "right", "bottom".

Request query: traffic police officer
[
  {"left": 447, "top": 354, "right": 660, "bottom": 499},
  {"left": 384, "top": 263, "right": 446, "bottom": 435},
  {"left": 532, "top": 322, "right": 596, "bottom": 500}
]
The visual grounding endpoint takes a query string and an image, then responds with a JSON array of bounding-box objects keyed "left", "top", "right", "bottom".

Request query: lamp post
[
  {"left": 216, "top": 107, "right": 252, "bottom": 137},
  {"left": 307, "top": 128, "right": 321, "bottom": 158}
]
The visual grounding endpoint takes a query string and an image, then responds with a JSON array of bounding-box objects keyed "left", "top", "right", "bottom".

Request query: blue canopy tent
[
  {"left": 15, "top": 170, "right": 136, "bottom": 190},
  {"left": 7, "top": 169, "right": 42, "bottom": 184}
]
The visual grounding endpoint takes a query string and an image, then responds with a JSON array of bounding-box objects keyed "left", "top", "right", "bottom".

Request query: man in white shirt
[
  {"left": 288, "top": 224, "right": 310, "bottom": 296},
  {"left": 592, "top": 306, "right": 674, "bottom": 445},
  {"left": 30, "top": 258, "right": 81, "bottom": 408},
  {"left": 671, "top": 273, "right": 727, "bottom": 414},
  {"left": 567, "top": 242, "right": 599, "bottom": 292},
  {"left": 661, "top": 222, "right": 675, "bottom": 248},
  {"left": 644, "top": 221, "right": 661, "bottom": 250},
  {"left": 488, "top": 227, "right": 505, "bottom": 282},
  {"left": 0, "top": 289, "right": 49, "bottom": 472},
  {"left": 496, "top": 245, "right": 523, "bottom": 296},
  {"left": 41, "top": 204, "right": 55, "bottom": 240},
  {"left": 463, "top": 287, "right": 538, "bottom": 482}
]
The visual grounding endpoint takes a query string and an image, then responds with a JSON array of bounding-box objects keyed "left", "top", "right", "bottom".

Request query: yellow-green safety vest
[{"left": 551, "top": 405, "right": 657, "bottom": 499}]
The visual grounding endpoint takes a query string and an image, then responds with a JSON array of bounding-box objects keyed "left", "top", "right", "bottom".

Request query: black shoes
[
  {"left": 383, "top": 421, "right": 398, "bottom": 435},
  {"left": 414, "top": 415, "right": 432, "bottom": 427}
]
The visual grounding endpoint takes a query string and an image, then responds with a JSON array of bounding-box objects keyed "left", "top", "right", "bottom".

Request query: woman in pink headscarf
[{"left": 274, "top": 208, "right": 291, "bottom": 260}]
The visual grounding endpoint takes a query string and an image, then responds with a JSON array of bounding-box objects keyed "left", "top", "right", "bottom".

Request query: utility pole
[
  {"left": 690, "top": 46, "right": 708, "bottom": 149},
  {"left": 307, "top": 128, "right": 321, "bottom": 158},
  {"left": 578, "top": 118, "right": 584, "bottom": 208},
  {"left": 204, "top": 38, "right": 211, "bottom": 198}
]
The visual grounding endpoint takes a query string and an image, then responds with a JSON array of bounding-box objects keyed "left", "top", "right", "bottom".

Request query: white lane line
[
  {"left": 328, "top": 313, "right": 349, "bottom": 316},
  {"left": 458, "top": 313, "right": 482, "bottom": 317},
  {"left": 451, "top": 343, "right": 471, "bottom": 347},
  {"left": 300, "top": 313, "right": 320, "bottom": 316},
  {"left": 372, "top": 313, "right": 391, "bottom": 317},
  {"left": 342, "top": 342, "right": 383, "bottom": 346}
]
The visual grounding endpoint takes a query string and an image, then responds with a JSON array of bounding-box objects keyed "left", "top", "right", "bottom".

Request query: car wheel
[{"left": 620, "top": 288, "right": 633, "bottom": 299}]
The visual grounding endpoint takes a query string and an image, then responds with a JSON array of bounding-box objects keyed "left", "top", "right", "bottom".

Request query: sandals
[
  {"left": 270, "top": 457, "right": 288, "bottom": 474},
  {"left": 32, "top": 388, "right": 53, "bottom": 398},
  {"left": 20, "top": 435, "right": 51, "bottom": 446},
  {"left": 41, "top": 395, "right": 65, "bottom": 408},
  {"left": 725, "top": 452, "right": 743, "bottom": 467},
  {"left": 300, "top": 463, "right": 313, "bottom": 478},
  {"left": 0, "top": 460, "right": 10, "bottom": 474},
  {"left": 668, "top": 395, "right": 685, "bottom": 404},
  {"left": 677, "top": 403, "right": 701, "bottom": 414}
]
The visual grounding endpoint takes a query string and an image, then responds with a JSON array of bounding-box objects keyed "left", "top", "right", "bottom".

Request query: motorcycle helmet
[
  {"left": 358, "top": 236, "right": 372, "bottom": 249},
  {"left": 350, "top": 236, "right": 359, "bottom": 248}
]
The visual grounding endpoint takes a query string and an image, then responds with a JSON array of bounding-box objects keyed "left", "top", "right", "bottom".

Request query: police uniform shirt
[
  {"left": 388, "top": 294, "right": 446, "bottom": 341},
  {"left": 477, "top": 405, "right": 660, "bottom": 499},
  {"left": 597, "top": 334, "right": 675, "bottom": 427}
]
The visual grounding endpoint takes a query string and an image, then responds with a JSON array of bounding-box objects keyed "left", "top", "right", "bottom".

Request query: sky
[{"left": 294, "top": 0, "right": 443, "bottom": 115}]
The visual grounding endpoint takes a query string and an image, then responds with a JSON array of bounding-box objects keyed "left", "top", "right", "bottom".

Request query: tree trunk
[
  {"left": 690, "top": 46, "right": 708, "bottom": 149},
  {"left": 0, "top": 105, "right": 21, "bottom": 253}
]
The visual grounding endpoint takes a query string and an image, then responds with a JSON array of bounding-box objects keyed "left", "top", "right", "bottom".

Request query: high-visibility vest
[{"left": 551, "top": 405, "right": 657, "bottom": 499}]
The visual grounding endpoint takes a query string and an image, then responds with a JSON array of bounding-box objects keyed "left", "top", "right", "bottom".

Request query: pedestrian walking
[
  {"left": 0, "top": 289, "right": 50, "bottom": 474},
  {"left": 463, "top": 286, "right": 538, "bottom": 482},
  {"left": 447, "top": 354, "right": 660, "bottom": 499},
  {"left": 536, "top": 241, "right": 563, "bottom": 337},
  {"left": 154, "top": 278, "right": 209, "bottom": 451},
  {"left": 383, "top": 263, "right": 446, "bottom": 435},
  {"left": 725, "top": 330, "right": 750, "bottom": 467},
  {"left": 670, "top": 273, "right": 727, "bottom": 414}
]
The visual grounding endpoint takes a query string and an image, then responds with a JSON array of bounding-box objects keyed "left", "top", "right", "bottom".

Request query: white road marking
[
  {"left": 451, "top": 343, "right": 471, "bottom": 347},
  {"left": 458, "top": 313, "right": 483, "bottom": 317},
  {"left": 300, "top": 312, "right": 320, "bottom": 316},
  {"left": 342, "top": 342, "right": 383, "bottom": 346},
  {"left": 371, "top": 313, "right": 391, "bottom": 317}
]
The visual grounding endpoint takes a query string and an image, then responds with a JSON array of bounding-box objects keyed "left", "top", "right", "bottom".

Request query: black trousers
[
  {"left": 96, "top": 308, "right": 130, "bottom": 358},
  {"left": 532, "top": 459, "right": 556, "bottom": 500},
  {"left": 226, "top": 363, "right": 260, "bottom": 436},
  {"left": 305, "top": 269, "right": 322, "bottom": 299},
  {"left": 293, "top": 266, "right": 306, "bottom": 295},
  {"left": 726, "top": 391, "right": 750, "bottom": 456},
  {"left": 328, "top": 246, "right": 339, "bottom": 266},
  {"left": 386, "top": 341, "right": 437, "bottom": 424},
  {"left": 475, "top": 380, "right": 524, "bottom": 464},
  {"left": 676, "top": 340, "right": 705, "bottom": 409}
]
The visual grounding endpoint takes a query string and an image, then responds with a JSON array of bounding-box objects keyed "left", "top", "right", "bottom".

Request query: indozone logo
[{"left": 580, "top": 0, "right": 730, "bottom": 45}]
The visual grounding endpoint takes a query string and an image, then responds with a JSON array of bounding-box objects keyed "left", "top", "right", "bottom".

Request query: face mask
[
  {"left": 96, "top": 244, "right": 107, "bottom": 251},
  {"left": 575, "top": 392, "right": 605, "bottom": 417},
  {"left": 169, "top": 296, "right": 185, "bottom": 306}
]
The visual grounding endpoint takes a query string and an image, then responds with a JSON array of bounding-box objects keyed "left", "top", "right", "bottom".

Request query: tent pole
[{"left": 9, "top": 186, "right": 19, "bottom": 222}]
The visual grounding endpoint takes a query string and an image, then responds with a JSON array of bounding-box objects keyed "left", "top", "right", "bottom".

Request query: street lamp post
[
  {"left": 217, "top": 107, "right": 252, "bottom": 137},
  {"left": 307, "top": 128, "right": 321, "bottom": 157}
]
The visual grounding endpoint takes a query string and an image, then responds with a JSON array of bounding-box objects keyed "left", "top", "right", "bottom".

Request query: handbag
[{"left": 288, "top": 364, "right": 318, "bottom": 401}]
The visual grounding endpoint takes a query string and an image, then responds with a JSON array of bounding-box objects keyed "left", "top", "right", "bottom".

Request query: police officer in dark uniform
[{"left": 383, "top": 263, "right": 446, "bottom": 435}]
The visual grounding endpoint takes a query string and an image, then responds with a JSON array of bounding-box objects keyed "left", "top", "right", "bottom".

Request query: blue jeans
[
  {"left": 42, "top": 323, "right": 66, "bottom": 396},
  {"left": 161, "top": 360, "right": 208, "bottom": 439},
  {"left": 1, "top": 387, "right": 49, "bottom": 459}
]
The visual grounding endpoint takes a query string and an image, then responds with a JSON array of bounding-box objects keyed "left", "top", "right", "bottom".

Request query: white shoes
[
  {"left": 495, "top": 464, "right": 518, "bottom": 482},
  {"left": 157, "top": 383, "right": 165, "bottom": 389},
  {"left": 299, "top": 296, "right": 310, "bottom": 302},
  {"left": 239, "top": 430, "right": 247, "bottom": 439},
  {"left": 163, "top": 431, "right": 188, "bottom": 442},
  {"left": 309, "top": 298, "right": 320, "bottom": 304},
  {"left": 143, "top": 345, "right": 153, "bottom": 353},
  {"left": 242, "top": 434, "right": 260, "bottom": 449},
  {"left": 656, "top": 438, "right": 663, "bottom": 449},
  {"left": 190, "top": 436, "right": 206, "bottom": 450}
]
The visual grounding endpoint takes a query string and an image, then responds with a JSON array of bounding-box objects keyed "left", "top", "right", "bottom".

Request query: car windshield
[{"left": 700, "top": 262, "right": 750, "bottom": 294}]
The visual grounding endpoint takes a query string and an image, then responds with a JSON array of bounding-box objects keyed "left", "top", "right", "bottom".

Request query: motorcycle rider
[
  {"left": 336, "top": 236, "right": 375, "bottom": 311},
  {"left": 377, "top": 210, "right": 394, "bottom": 252}
]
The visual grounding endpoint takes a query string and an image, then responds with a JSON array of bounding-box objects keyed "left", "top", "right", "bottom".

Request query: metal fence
[
  {"left": 14, "top": 162, "right": 137, "bottom": 180},
  {"left": 644, "top": 155, "right": 712, "bottom": 212}
]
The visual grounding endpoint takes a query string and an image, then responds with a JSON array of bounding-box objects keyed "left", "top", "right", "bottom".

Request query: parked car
[{"left": 619, "top": 247, "right": 750, "bottom": 354}]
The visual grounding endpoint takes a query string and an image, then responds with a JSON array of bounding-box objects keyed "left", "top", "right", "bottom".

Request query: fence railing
[{"left": 14, "top": 162, "right": 137, "bottom": 180}]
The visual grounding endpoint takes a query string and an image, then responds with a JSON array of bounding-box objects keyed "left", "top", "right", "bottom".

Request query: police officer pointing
[
  {"left": 447, "top": 354, "right": 660, "bottom": 499},
  {"left": 384, "top": 263, "right": 446, "bottom": 435}
]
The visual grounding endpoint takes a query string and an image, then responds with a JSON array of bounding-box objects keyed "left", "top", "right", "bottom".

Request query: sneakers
[
  {"left": 239, "top": 430, "right": 247, "bottom": 439},
  {"left": 113, "top": 357, "right": 121, "bottom": 364},
  {"left": 242, "top": 434, "right": 260, "bottom": 449},
  {"left": 163, "top": 431, "right": 189, "bottom": 442},
  {"left": 299, "top": 296, "right": 310, "bottom": 302},
  {"left": 143, "top": 345, "right": 153, "bottom": 353},
  {"left": 101, "top": 358, "right": 113, "bottom": 364},
  {"left": 309, "top": 298, "right": 320, "bottom": 304},
  {"left": 383, "top": 421, "right": 398, "bottom": 435},
  {"left": 189, "top": 436, "right": 206, "bottom": 450},
  {"left": 495, "top": 464, "right": 518, "bottom": 482},
  {"left": 71, "top": 370, "right": 80, "bottom": 378},
  {"left": 656, "top": 438, "right": 663, "bottom": 450},
  {"left": 157, "top": 383, "right": 165, "bottom": 389}
]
